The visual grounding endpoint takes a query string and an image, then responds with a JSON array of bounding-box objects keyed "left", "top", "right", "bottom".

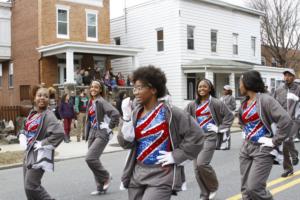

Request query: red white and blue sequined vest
[
  {"left": 24, "top": 112, "right": 42, "bottom": 145},
  {"left": 195, "top": 100, "right": 216, "bottom": 132},
  {"left": 242, "top": 101, "right": 270, "bottom": 142},
  {"left": 135, "top": 103, "right": 171, "bottom": 165},
  {"left": 88, "top": 100, "right": 98, "bottom": 129}
]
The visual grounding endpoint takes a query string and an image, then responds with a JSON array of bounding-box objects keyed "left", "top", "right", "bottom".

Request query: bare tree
[{"left": 248, "top": 0, "right": 300, "bottom": 68}]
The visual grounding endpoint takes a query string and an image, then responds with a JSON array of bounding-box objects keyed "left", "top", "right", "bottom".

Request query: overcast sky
[{"left": 110, "top": 0, "right": 247, "bottom": 19}]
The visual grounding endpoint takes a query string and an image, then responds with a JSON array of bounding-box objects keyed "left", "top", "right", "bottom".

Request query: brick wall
[
  {"left": 1, "top": 0, "right": 40, "bottom": 106},
  {"left": 40, "top": 0, "right": 110, "bottom": 46}
]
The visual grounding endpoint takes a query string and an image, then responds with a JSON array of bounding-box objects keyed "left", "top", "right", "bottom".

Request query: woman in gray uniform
[
  {"left": 19, "top": 85, "right": 64, "bottom": 200},
  {"left": 118, "top": 65, "right": 204, "bottom": 200},
  {"left": 185, "top": 79, "right": 234, "bottom": 200},
  {"left": 238, "top": 70, "right": 292, "bottom": 200},
  {"left": 218, "top": 85, "right": 236, "bottom": 150},
  {"left": 85, "top": 80, "right": 120, "bottom": 195}
]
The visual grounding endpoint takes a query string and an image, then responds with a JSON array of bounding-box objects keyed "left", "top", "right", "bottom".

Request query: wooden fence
[{"left": 0, "top": 106, "right": 21, "bottom": 122}]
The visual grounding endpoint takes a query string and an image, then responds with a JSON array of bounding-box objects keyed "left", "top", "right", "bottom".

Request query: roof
[
  {"left": 37, "top": 41, "right": 143, "bottom": 58},
  {"left": 197, "top": 0, "right": 264, "bottom": 16},
  {"left": 122, "top": 0, "right": 263, "bottom": 18},
  {"left": 181, "top": 58, "right": 254, "bottom": 73}
]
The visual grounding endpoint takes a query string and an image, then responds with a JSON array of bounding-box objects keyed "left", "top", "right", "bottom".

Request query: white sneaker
[
  {"left": 90, "top": 190, "right": 101, "bottom": 196},
  {"left": 294, "top": 138, "right": 300, "bottom": 143},
  {"left": 209, "top": 191, "right": 217, "bottom": 200},
  {"left": 103, "top": 173, "right": 112, "bottom": 191}
]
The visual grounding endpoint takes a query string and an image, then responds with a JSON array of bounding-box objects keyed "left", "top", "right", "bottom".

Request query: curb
[{"left": 0, "top": 148, "right": 126, "bottom": 171}]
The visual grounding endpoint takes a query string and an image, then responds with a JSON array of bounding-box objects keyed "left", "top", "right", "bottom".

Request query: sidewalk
[
  {"left": 0, "top": 133, "right": 124, "bottom": 170},
  {"left": 0, "top": 127, "right": 242, "bottom": 170}
]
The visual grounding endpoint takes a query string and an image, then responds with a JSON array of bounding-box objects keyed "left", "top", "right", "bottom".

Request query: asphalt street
[{"left": 1, "top": 132, "right": 300, "bottom": 200}]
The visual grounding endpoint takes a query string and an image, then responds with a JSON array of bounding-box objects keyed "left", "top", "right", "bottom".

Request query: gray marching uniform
[
  {"left": 273, "top": 83, "right": 300, "bottom": 171},
  {"left": 85, "top": 96, "right": 120, "bottom": 190},
  {"left": 185, "top": 97, "right": 234, "bottom": 199},
  {"left": 220, "top": 95, "right": 236, "bottom": 112},
  {"left": 23, "top": 110, "right": 64, "bottom": 200},
  {"left": 118, "top": 102, "right": 204, "bottom": 200},
  {"left": 238, "top": 93, "right": 292, "bottom": 200}
]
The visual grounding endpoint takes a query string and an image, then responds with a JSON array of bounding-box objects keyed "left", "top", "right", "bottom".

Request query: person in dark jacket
[
  {"left": 18, "top": 85, "right": 64, "bottom": 200},
  {"left": 118, "top": 66, "right": 204, "bottom": 200},
  {"left": 185, "top": 79, "right": 234, "bottom": 200},
  {"left": 85, "top": 80, "right": 120, "bottom": 195},
  {"left": 59, "top": 93, "right": 75, "bottom": 143},
  {"left": 238, "top": 70, "right": 292, "bottom": 200}
]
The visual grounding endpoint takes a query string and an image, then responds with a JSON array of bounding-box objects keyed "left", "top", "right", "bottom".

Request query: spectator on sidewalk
[
  {"left": 115, "top": 91, "right": 128, "bottom": 117},
  {"left": 75, "top": 89, "right": 89, "bottom": 142},
  {"left": 59, "top": 94, "right": 75, "bottom": 143}
]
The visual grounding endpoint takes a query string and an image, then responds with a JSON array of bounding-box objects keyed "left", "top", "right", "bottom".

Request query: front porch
[
  {"left": 37, "top": 41, "right": 143, "bottom": 87},
  {"left": 182, "top": 59, "right": 253, "bottom": 101}
]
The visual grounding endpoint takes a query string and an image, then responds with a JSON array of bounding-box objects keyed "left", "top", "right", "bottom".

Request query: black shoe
[
  {"left": 292, "top": 157, "right": 299, "bottom": 166},
  {"left": 281, "top": 169, "right": 294, "bottom": 177}
]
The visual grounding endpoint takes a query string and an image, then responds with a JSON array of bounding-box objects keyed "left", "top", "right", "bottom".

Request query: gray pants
[
  {"left": 85, "top": 135, "right": 109, "bottom": 189},
  {"left": 128, "top": 163, "right": 173, "bottom": 200},
  {"left": 283, "top": 122, "right": 299, "bottom": 171},
  {"left": 128, "top": 185, "right": 172, "bottom": 200},
  {"left": 194, "top": 133, "right": 218, "bottom": 199},
  {"left": 23, "top": 165, "right": 54, "bottom": 200},
  {"left": 239, "top": 140, "right": 274, "bottom": 200}
]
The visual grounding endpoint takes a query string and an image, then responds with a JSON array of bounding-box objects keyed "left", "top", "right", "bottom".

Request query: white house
[{"left": 111, "top": 0, "right": 286, "bottom": 108}]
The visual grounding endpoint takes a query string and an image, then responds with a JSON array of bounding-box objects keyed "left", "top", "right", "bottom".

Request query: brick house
[{"left": 0, "top": 0, "right": 141, "bottom": 106}]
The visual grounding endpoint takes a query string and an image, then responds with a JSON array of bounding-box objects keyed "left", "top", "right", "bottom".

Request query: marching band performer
[
  {"left": 118, "top": 65, "right": 204, "bottom": 200},
  {"left": 185, "top": 79, "right": 234, "bottom": 200}
]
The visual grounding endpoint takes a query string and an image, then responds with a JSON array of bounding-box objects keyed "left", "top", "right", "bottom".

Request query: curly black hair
[
  {"left": 241, "top": 70, "right": 265, "bottom": 93},
  {"left": 132, "top": 65, "right": 167, "bottom": 98}
]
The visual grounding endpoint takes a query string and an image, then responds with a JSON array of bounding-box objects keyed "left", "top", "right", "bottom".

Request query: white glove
[
  {"left": 287, "top": 93, "right": 299, "bottom": 101},
  {"left": 121, "top": 120, "right": 135, "bottom": 142},
  {"left": 19, "top": 133, "right": 27, "bottom": 150},
  {"left": 34, "top": 141, "right": 43, "bottom": 151},
  {"left": 258, "top": 137, "right": 274, "bottom": 147},
  {"left": 121, "top": 97, "right": 132, "bottom": 121},
  {"left": 100, "top": 122, "right": 112, "bottom": 134},
  {"left": 207, "top": 123, "right": 219, "bottom": 133},
  {"left": 157, "top": 150, "right": 175, "bottom": 166}
]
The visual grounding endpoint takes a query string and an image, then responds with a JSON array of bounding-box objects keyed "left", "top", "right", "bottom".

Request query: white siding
[
  {"left": 179, "top": 0, "right": 261, "bottom": 64},
  {"left": 0, "top": 5, "right": 11, "bottom": 60},
  {"left": 111, "top": 0, "right": 185, "bottom": 107},
  {"left": 110, "top": 0, "right": 263, "bottom": 108}
]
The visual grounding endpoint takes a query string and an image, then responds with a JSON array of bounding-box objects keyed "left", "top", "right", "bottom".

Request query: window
[
  {"left": 251, "top": 36, "right": 256, "bottom": 56},
  {"left": 271, "top": 57, "right": 277, "bottom": 67},
  {"left": 86, "top": 10, "right": 98, "bottom": 41},
  {"left": 270, "top": 78, "right": 275, "bottom": 94},
  {"left": 187, "top": 73, "right": 196, "bottom": 100},
  {"left": 8, "top": 63, "right": 13, "bottom": 88},
  {"left": 156, "top": 28, "right": 164, "bottom": 52},
  {"left": 233, "top": 33, "right": 239, "bottom": 55},
  {"left": 261, "top": 56, "right": 266, "bottom": 65},
  {"left": 0, "top": 63, "right": 2, "bottom": 87},
  {"left": 114, "top": 37, "right": 121, "bottom": 45},
  {"left": 187, "top": 25, "right": 195, "bottom": 50},
  {"left": 235, "top": 74, "right": 242, "bottom": 98},
  {"left": 56, "top": 6, "right": 69, "bottom": 38},
  {"left": 211, "top": 30, "right": 218, "bottom": 53}
]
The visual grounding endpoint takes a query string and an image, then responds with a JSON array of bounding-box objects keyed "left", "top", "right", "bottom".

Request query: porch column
[
  {"left": 205, "top": 70, "right": 214, "bottom": 82},
  {"left": 132, "top": 56, "right": 139, "bottom": 69},
  {"left": 59, "top": 65, "right": 64, "bottom": 84},
  {"left": 66, "top": 49, "right": 75, "bottom": 84},
  {"left": 229, "top": 72, "right": 235, "bottom": 97}
]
